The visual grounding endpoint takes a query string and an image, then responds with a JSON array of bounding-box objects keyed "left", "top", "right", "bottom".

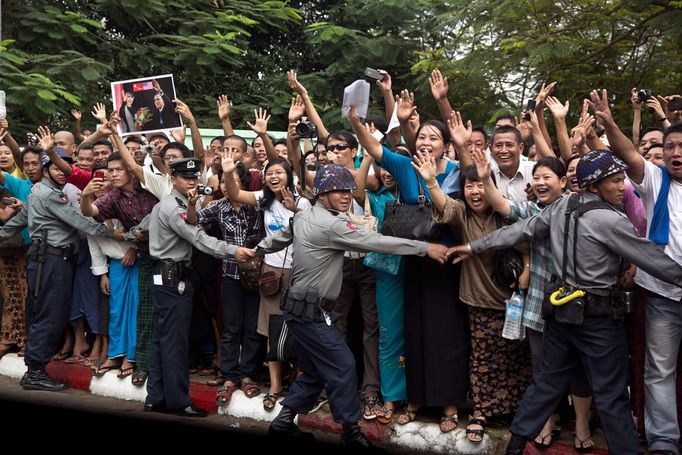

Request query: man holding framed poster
[{"left": 111, "top": 75, "right": 182, "bottom": 136}]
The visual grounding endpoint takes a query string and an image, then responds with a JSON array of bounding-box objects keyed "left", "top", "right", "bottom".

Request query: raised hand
[
  {"left": 664, "top": 94, "right": 682, "bottom": 125},
  {"left": 587, "top": 89, "right": 614, "bottom": 126},
  {"left": 469, "top": 146, "right": 492, "bottom": 181},
  {"left": 0, "top": 127, "right": 7, "bottom": 143},
  {"left": 217, "top": 94, "right": 231, "bottom": 121},
  {"left": 447, "top": 111, "right": 472, "bottom": 150},
  {"left": 70, "top": 109, "right": 82, "bottom": 120},
  {"left": 247, "top": 108, "right": 271, "bottom": 135},
  {"left": 173, "top": 98, "right": 195, "bottom": 124},
  {"left": 36, "top": 125, "right": 55, "bottom": 152},
  {"left": 288, "top": 95, "right": 305, "bottom": 123},
  {"left": 535, "top": 81, "right": 557, "bottom": 106},
  {"left": 221, "top": 148, "right": 238, "bottom": 174},
  {"left": 545, "top": 96, "right": 569, "bottom": 119},
  {"left": 99, "top": 112, "right": 120, "bottom": 136},
  {"left": 426, "top": 243, "right": 449, "bottom": 264},
  {"left": 646, "top": 96, "right": 666, "bottom": 121},
  {"left": 411, "top": 150, "right": 438, "bottom": 181},
  {"left": 187, "top": 188, "right": 200, "bottom": 206},
  {"left": 170, "top": 126, "right": 186, "bottom": 143},
  {"left": 376, "top": 69, "right": 392, "bottom": 93},
  {"left": 395, "top": 89, "right": 416, "bottom": 123},
  {"left": 91, "top": 103, "right": 107, "bottom": 125},
  {"left": 152, "top": 79, "right": 161, "bottom": 93},
  {"left": 82, "top": 175, "right": 105, "bottom": 198},
  {"left": 429, "top": 69, "right": 449, "bottom": 101},
  {"left": 287, "top": 69, "right": 308, "bottom": 96},
  {"left": 347, "top": 105, "right": 362, "bottom": 126},
  {"left": 280, "top": 187, "right": 296, "bottom": 211}
]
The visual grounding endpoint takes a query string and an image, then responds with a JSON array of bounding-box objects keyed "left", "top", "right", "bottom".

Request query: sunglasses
[{"left": 327, "top": 144, "right": 349, "bottom": 153}]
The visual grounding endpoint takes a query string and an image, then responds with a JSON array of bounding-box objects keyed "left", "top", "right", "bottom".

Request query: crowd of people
[{"left": 0, "top": 68, "right": 681, "bottom": 453}]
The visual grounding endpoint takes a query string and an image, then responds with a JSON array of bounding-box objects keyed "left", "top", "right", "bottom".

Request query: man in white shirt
[{"left": 489, "top": 125, "right": 536, "bottom": 202}]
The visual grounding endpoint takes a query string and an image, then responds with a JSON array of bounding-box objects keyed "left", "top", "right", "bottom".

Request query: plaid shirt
[
  {"left": 198, "top": 199, "right": 262, "bottom": 279},
  {"left": 508, "top": 201, "right": 553, "bottom": 332},
  {"left": 94, "top": 181, "right": 159, "bottom": 251}
]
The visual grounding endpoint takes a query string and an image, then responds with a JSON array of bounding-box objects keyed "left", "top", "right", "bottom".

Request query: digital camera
[
  {"left": 196, "top": 184, "right": 213, "bottom": 196},
  {"left": 295, "top": 117, "right": 317, "bottom": 139},
  {"left": 141, "top": 144, "right": 155, "bottom": 154},
  {"left": 637, "top": 89, "right": 653, "bottom": 102}
]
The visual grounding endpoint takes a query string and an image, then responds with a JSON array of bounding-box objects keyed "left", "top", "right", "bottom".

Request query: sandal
[
  {"left": 376, "top": 405, "right": 395, "bottom": 425},
  {"left": 216, "top": 383, "right": 239, "bottom": 406},
  {"left": 534, "top": 433, "right": 554, "bottom": 450},
  {"left": 262, "top": 391, "right": 281, "bottom": 412},
  {"left": 574, "top": 433, "right": 594, "bottom": 453},
  {"left": 240, "top": 378, "right": 261, "bottom": 398},
  {"left": 396, "top": 408, "right": 418, "bottom": 425},
  {"left": 93, "top": 364, "right": 116, "bottom": 377},
  {"left": 440, "top": 413, "right": 459, "bottom": 433},
  {"left": 52, "top": 351, "right": 71, "bottom": 361},
  {"left": 466, "top": 417, "right": 486, "bottom": 443},
  {"left": 131, "top": 369, "right": 148, "bottom": 386}
]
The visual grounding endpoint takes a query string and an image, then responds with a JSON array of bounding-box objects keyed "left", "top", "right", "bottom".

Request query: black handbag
[
  {"left": 491, "top": 247, "right": 524, "bottom": 288},
  {"left": 267, "top": 314, "right": 298, "bottom": 362},
  {"left": 380, "top": 171, "right": 442, "bottom": 241}
]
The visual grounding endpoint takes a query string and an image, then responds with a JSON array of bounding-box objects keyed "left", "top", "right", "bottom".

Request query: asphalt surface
[{"left": 0, "top": 374, "right": 344, "bottom": 451}]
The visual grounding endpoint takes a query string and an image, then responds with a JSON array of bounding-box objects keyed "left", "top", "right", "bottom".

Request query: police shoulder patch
[{"left": 180, "top": 212, "right": 187, "bottom": 221}]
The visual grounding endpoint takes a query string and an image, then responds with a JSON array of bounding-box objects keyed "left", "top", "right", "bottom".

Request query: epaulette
[{"left": 174, "top": 197, "right": 187, "bottom": 209}]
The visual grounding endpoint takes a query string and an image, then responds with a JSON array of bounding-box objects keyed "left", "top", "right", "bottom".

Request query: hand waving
[
  {"left": 217, "top": 94, "right": 231, "bottom": 121},
  {"left": 36, "top": 126, "right": 55, "bottom": 152},
  {"left": 429, "top": 69, "right": 449, "bottom": 101},
  {"left": 288, "top": 95, "right": 305, "bottom": 123},
  {"left": 447, "top": 111, "right": 472, "bottom": 150},
  {"left": 395, "top": 90, "right": 416, "bottom": 123},
  {"left": 91, "top": 103, "right": 107, "bottom": 125},
  {"left": 247, "top": 108, "right": 271, "bottom": 135},
  {"left": 287, "top": 70, "right": 308, "bottom": 96},
  {"left": 411, "top": 150, "right": 438, "bottom": 181}
]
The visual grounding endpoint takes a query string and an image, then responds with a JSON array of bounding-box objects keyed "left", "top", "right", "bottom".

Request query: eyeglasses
[
  {"left": 265, "top": 170, "right": 286, "bottom": 178},
  {"left": 327, "top": 144, "right": 349, "bottom": 153}
]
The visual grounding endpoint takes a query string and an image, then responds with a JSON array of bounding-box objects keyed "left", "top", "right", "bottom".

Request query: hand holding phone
[
  {"left": 524, "top": 99, "right": 536, "bottom": 121},
  {"left": 94, "top": 170, "right": 105, "bottom": 180}
]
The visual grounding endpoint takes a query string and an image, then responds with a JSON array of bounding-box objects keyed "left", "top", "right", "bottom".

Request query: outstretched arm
[
  {"left": 287, "top": 70, "right": 329, "bottom": 142},
  {"left": 217, "top": 95, "right": 234, "bottom": 137}
]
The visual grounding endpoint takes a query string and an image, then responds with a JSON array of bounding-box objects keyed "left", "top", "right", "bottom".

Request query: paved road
[{"left": 0, "top": 374, "right": 342, "bottom": 451}]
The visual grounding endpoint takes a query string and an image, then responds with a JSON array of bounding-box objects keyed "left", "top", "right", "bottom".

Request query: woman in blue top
[{"left": 349, "top": 109, "right": 469, "bottom": 432}]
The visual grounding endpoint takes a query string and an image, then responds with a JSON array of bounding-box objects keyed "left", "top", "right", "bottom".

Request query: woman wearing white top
[{"left": 223, "top": 154, "right": 311, "bottom": 411}]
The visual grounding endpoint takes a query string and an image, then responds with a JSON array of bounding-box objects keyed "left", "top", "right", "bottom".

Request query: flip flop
[
  {"left": 131, "top": 369, "right": 148, "bottom": 386},
  {"left": 52, "top": 351, "right": 72, "bottom": 361},
  {"left": 93, "top": 364, "right": 116, "bottom": 377},
  {"left": 117, "top": 366, "right": 135, "bottom": 379}
]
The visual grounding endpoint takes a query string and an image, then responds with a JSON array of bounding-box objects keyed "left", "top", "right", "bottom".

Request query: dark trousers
[
  {"left": 335, "top": 257, "right": 379, "bottom": 399},
  {"left": 25, "top": 255, "right": 75, "bottom": 365},
  {"left": 281, "top": 311, "right": 362, "bottom": 424},
  {"left": 219, "top": 277, "right": 261, "bottom": 382},
  {"left": 145, "top": 277, "right": 193, "bottom": 411},
  {"left": 510, "top": 316, "right": 642, "bottom": 455}
]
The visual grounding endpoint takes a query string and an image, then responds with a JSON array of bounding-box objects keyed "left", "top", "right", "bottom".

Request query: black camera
[
  {"left": 638, "top": 89, "right": 653, "bottom": 102},
  {"left": 196, "top": 184, "right": 213, "bottom": 196},
  {"left": 295, "top": 117, "right": 317, "bottom": 138},
  {"left": 141, "top": 144, "right": 155, "bottom": 154}
]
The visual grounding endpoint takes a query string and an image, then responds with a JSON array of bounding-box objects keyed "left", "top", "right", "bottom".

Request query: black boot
[
  {"left": 340, "top": 423, "right": 376, "bottom": 450},
  {"left": 20, "top": 362, "right": 67, "bottom": 392},
  {"left": 268, "top": 405, "right": 315, "bottom": 442},
  {"left": 505, "top": 434, "right": 528, "bottom": 455}
]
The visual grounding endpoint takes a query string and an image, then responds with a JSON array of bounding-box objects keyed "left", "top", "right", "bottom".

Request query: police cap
[{"left": 170, "top": 158, "right": 201, "bottom": 178}]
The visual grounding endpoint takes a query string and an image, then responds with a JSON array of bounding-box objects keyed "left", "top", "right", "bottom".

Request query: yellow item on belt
[{"left": 550, "top": 287, "right": 586, "bottom": 306}]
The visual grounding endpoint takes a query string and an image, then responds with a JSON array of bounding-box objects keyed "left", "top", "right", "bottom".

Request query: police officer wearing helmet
[
  {"left": 0, "top": 148, "right": 118, "bottom": 391},
  {"left": 256, "top": 164, "right": 450, "bottom": 449},
  {"left": 144, "top": 157, "right": 255, "bottom": 417},
  {"left": 448, "top": 150, "right": 682, "bottom": 455}
]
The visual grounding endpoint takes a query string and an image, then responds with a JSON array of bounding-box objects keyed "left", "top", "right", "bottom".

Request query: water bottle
[
  {"left": 0, "top": 90, "right": 6, "bottom": 120},
  {"left": 502, "top": 289, "right": 526, "bottom": 340}
]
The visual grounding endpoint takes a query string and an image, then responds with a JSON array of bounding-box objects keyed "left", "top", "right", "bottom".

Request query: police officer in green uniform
[
  {"left": 448, "top": 151, "right": 682, "bottom": 455},
  {"left": 144, "top": 157, "right": 254, "bottom": 417},
  {"left": 0, "top": 150, "right": 117, "bottom": 391},
  {"left": 256, "top": 164, "right": 450, "bottom": 448}
]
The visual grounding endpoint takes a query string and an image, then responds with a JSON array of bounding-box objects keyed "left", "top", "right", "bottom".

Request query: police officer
[
  {"left": 255, "top": 164, "right": 450, "bottom": 448},
  {"left": 0, "top": 150, "right": 117, "bottom": 391},
  {"left": 448, "top": 151, "right": 682, "bottom": 455},
  {"left": 144, "top": 157, "right": 254, "bottom": 417}
]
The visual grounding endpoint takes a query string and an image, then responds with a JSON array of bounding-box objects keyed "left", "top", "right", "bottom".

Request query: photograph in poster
[{"left": 110, "top": 74, "right": 182, "bottom": 136}]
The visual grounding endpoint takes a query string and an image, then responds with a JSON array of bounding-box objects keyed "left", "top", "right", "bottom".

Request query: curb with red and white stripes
[{"left": 0, "top": 353, "right": 606, "bottom": 454}]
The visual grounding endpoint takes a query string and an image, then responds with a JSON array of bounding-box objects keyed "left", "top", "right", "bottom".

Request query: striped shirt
[{"left": 198, "top": 199, "right": 262, "bottom": 279}]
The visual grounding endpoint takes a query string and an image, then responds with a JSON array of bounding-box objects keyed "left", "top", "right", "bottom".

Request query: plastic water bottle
[
  {"left": 502, "top": 289, "right": 526, "bottom": 340},
  {"left": 0, "top": 90, "right": 6, "bottom": 120}
]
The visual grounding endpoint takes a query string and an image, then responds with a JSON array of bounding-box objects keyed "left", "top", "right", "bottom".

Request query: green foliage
[{"left": 1, "top": 0, "right": 681, "bottom": 139}]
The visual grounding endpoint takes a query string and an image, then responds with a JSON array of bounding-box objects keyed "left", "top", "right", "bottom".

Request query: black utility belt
[
  {"left": 542, "top": 286, "right": 624, "bottom": 325},
  {"left": 153, "top": 258, "right": 191, "bottom": 287},
  {"left": 29, "top": 242, "right": 77, "bottom": 261},
  {"left": 280, "top": 286, "right": 335, "bottom": 322}
]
